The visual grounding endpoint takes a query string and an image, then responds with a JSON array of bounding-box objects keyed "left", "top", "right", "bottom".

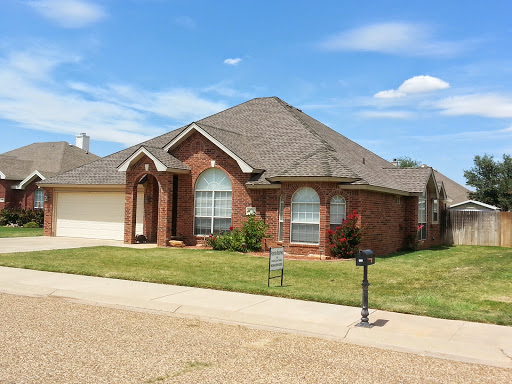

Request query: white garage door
[{"left": 55, "top": 191, "right": 144, "bottom": 240}]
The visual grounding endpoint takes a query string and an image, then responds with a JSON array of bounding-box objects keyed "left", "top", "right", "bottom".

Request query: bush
[
  {"left": 0, "top": 208, "right": 44, "bottom": 228},
  {"left": 327, "top": 211, "right": 363, "bottom": 258},
  {"left": 205, "top": 216, "right": 270, "bottom": 252},
  {"left": 24, "top": 221, "right": 39, "bottom": 228},
  {"left": 242, "top": 215, "right": 270, "bottom": 252}
]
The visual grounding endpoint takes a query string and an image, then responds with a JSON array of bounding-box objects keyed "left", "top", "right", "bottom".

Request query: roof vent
[{"left": 76, "top": 133, "right": 90, "bottom": 153}]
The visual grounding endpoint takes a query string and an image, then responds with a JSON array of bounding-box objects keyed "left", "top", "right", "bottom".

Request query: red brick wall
[{"left": 0, "top": 179, "right": 44, "bottom": 211}]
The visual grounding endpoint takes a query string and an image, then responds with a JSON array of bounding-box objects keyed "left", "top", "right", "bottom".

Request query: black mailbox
[{"left": 356, "top": 249, "right": 375, "bottom": 266}]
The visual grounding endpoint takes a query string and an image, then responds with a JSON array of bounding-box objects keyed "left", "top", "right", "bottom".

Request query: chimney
[
  {"left": 76, "top": 133, "right": 90, "bottom": 153},
  {"left": 391, "top": 158, "right": 399, "bottom": 167}
]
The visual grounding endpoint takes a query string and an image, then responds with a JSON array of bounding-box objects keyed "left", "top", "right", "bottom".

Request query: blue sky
[{"left": 1, "top": 0, "right": 511, "bottom": 186}]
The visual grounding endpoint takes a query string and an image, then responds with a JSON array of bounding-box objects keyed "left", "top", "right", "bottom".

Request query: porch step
[{"left": 169, "top": 240, "right": 185, "bottom": 248}]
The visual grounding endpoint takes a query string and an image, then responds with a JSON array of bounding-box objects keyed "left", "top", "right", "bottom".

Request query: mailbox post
[{"left": 355, "top": 249, "right": 375, "bottom": 328}]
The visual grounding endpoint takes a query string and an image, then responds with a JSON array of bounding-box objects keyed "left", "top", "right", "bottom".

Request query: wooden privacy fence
[{"left": 443, "top": 211, "right": 512, "bottom": 247}]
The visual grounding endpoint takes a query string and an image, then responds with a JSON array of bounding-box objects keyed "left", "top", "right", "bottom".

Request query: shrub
[
  {"left": 24, "top": 221, "right": 39, "bottom": 228},
  {"left": 327, "top": 211, "right": 363, "bottom": 258},
  {"left": 205, "top": 216, "right": 270, "bottom": 252},
  {"left": 0, "top": 208, "right": 44, "bottom": 228},
  {"left": 242, "top": 215, "right": 270, "bottom": 252}
]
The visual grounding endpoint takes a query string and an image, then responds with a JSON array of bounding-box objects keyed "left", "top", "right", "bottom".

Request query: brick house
[
  {"left": 39, "top": 98, "right": 447, "bottom": 256},
  {"left": 0, "top": 136, "right": 99, "bottom": 211}
]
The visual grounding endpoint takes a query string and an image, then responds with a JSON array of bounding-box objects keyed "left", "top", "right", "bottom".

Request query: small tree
[
  {"left": 464, "top": 154, "right": 512, "bottom": 211},
  {"left": 395, "top": 156, "right": 421, "bottom": 168},
  {"left": 327, "top": 211, "right": 363, "bottom": 258}
]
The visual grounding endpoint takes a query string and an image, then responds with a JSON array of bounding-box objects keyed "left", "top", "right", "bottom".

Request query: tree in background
[
  {"left": 395, "top": 156, "right": 421, "bottom": 168},
  {"left": 464, "top": 154, "right": 512, "bottom": 211}
]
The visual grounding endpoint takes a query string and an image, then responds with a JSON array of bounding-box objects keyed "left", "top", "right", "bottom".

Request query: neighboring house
[
  {"left": 432, "top": 170, "right": 471, "bottom": 207},
  {"left": 0, "top": 134, "right": 100, "bottom": 211},
  {"left": 449, "top": 200, "right": 501, "bottom": 211},
  {"left": 39, "top": 97, "right": 447, "bottom": 256}
]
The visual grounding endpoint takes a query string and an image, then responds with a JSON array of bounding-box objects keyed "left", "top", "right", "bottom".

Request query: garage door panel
[{"left": 56, "top": 191, "right": 143, "bottom": 241}]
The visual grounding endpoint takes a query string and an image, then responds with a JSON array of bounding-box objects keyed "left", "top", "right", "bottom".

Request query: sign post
[{"left": 268, "top": 247, "right": 284, "bottom": 287}]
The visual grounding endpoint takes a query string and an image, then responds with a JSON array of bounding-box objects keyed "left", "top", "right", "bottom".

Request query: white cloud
[
  {"left": 374, "top": 75, "right": 450, "bottom": 99},
  {"left": 0, "top": 49, "right": 228, "bottom": 146},
  {"left": 224, "top": 58, "right": 242, "bottom": 65},
  {"left": 434, "top": 94, "right": 512, "bottom": 118},
  {"left": 359, "top": 110, "right": 413, "bottom": 119},
  {"left": 406, "top": 126, "right": 512, "bottom": 142},
  {"left": 27, "top": 0, "right": 106, "bottom": 28},
  {"left": 374, "top": 90, "right": 406, "bottom": 99},
  {"left": 319, "top": 22, "right": 466, "bottom": 57}
]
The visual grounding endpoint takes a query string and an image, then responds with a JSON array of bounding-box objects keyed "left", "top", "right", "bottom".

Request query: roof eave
[
  {"left": 117, "top": 146, "right": 190, "bottom": 173},
  {"left": 340, "top": 184, "right": 415, "bottom": 196},
  {"left": 266, "top": 176, "right": 359, "bottom": 183},
  {"left": 11, "top": 170, "right": 46, "bottom": 190}
]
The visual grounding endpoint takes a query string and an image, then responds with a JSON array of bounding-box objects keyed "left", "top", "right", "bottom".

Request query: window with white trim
[
  {"left": 194, "top": 168, "right": 232, "bottom": 235},
  {"left": 291, "top": 187, "right": 320, "bottom": 244},
  {"left": 432, "top": 199, "right": 439, "bottom": 224},
  {"left": 330, "top": 195, "right": 346, "bottom": 231},
  {"left": 418, "top": 189, "right": 427, "bottom": 240},
  {"left": 278, "top": 195, "right": 284, "bottom": 241},
  {"left": 34, "top": 189, "right": 44, "bottom": 209}
]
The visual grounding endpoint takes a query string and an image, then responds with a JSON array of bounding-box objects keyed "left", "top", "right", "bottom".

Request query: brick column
[
  {"left": 43, "top": 187, "right": 54, "bottom": 236},
  {"left": 157, "top": 173, "right": 173, "bottom": 247},
  {"left": 124, "top": 183, "right": 137, "bottom": 244}
]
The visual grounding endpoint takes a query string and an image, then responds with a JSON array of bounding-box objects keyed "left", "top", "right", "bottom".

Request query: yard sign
[{"left": 268, "top": 247, "right": 284, "bottom": 286}]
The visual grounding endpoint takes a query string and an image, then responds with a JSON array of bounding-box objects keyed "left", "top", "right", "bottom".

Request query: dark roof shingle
[
  {"left": 0, "top": 142, "right": 100, "bottom": 181},
  {"left": 40, "top": 97, "right": 436, "bottom": 193}
]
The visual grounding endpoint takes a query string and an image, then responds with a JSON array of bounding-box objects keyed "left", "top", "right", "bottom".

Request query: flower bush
[
  {"left": 327, "top": 210, "right": 363, "bottom": 258},
  {"left": 205, "top": 215, "right": 269, "bottom": 252}
]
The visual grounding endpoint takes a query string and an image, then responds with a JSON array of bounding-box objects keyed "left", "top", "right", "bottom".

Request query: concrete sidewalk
[{"left": 0, "top": 266, "right": 510, "bottom": 369}]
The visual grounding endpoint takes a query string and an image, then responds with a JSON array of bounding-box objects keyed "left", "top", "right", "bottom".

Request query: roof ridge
[
  {"left": 273, "top": 98, "right": 336, "bottom": 153},
  {"left": 196, "top": 97, "right": 279, "bottom": 126}
]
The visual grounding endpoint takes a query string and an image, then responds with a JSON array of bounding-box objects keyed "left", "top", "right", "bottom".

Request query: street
[{"left": 1, "top": 293, "right": 510, "bottom": 384}]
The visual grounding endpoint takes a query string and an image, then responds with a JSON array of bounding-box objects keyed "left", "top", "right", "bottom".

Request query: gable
[{"left": 165, "top": 123, "right": 256, "bottom": 173}]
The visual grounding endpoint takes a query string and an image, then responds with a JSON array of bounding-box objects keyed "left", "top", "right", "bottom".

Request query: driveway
[{"left": 0, "top": 236, "right": 157, "bottom": 253}]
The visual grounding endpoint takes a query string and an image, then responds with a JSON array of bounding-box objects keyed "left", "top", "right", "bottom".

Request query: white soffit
[
  {"left": 118, "top": 147, "right": 168, "bottom": 172},
  {"left": 164, "top": 123, "right": 255, "bottom": 173},
  {"left": 12, "top": 170, "right": 45, "bottom": 190},
  {"left": 0, "top": 170, "right": 5, "bottom": 179}
]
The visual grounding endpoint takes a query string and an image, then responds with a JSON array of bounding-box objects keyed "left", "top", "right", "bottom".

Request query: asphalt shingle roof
[
  {"left": 433, "top": 170, "right": 470, "bottom": 206},
  {"left": 40, "top": 97, "right": 436, "bottom": 193},
  {"left": 135, "top": 146, "right": 190, "bottom": 171},
  {"left": 0, "top": 142, "right": 100, "bottom": 181}
]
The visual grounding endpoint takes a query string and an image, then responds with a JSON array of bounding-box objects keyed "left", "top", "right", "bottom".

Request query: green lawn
[
  {"left": 0, "top": 245, "right": 510, "bottom": 325},
  {"left": 0, "top": 226, "right": 43, "bottom": 238}
]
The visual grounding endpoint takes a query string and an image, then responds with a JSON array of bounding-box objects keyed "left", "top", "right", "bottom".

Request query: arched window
[
  {"left": 330, "top": 195, "right": 346, "bottom": 231},
  {"left": 34, "top": 189, "right": 44, "bottom": 209},
  {"left": 194, "top": 168, "right": 232, "bottom": 235},
  {"left": 291, "top": 187, "right": 320, "bottom": 244}
]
